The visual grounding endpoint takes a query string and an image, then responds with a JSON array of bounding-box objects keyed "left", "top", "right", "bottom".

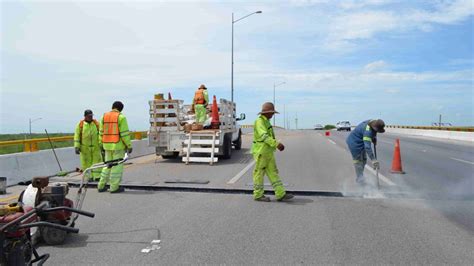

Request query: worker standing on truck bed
[
  {"left": 346, "top": 119, "right": 385, "bottom": 186},
  {"left": 252, "top": 102, "right": 294, "bottom": 202},
  {"left": 74, "top": 109, "right": 102, "bottom": 181},
  {"left": 98, "top": 101, "right": 133, "bottom": 193},
  {"left": 192, "top": 84, "right": 209, "bottom": 124}
]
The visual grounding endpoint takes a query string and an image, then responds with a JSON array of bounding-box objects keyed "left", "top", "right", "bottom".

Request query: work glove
[
  {"left": 75, "top": 147, "right": 80, "bottom": 155},
  {"left": 277, "top": 143, "right": 285, "bottom": 151},
  {"left": 372, "top": 160, "right": 380, "bottom": 170},
  {"left": 127, "top": 147, "right": 133, "bottom": 154}
]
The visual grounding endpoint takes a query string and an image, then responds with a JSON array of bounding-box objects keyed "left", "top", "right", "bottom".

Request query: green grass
[
  {"left": 324, "top": 125, "right": 336, "bottom": 130},
  {"left": 0, "top": 132, "right": 147, "bottom": 155},
  {"left": 0, "top": 133, "right": 74, "bottom": 155}
]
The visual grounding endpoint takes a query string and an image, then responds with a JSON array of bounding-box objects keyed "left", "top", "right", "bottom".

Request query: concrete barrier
[
  {"left": 0, "top": 139, "right": 155, "bottom": 186},
  {"left": 385, "top": 128, "right": 474, "bottom": 143}
]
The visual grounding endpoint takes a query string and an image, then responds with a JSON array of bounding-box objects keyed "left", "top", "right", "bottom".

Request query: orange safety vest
[
  {"left": 102, "top": 111, "right": 120, "bottom": 143},
  {"left": 79, "top": 119, "right": 100, "bottom": 144},
  {"left": 194, "top": 89, "right": 206, "bottom": 105}
]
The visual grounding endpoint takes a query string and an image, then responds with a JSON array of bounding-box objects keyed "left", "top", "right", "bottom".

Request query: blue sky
[{"left": 1, "top": 0, "right": 473, "bottom": 133}]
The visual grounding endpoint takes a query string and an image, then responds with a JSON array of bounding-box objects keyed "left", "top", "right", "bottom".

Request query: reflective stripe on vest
[
  {"left": 194, "top": 89, "right": 206, "bottom": 105},
  {"left": 102, "top": 111, "right": 120, "bottom": 143}
]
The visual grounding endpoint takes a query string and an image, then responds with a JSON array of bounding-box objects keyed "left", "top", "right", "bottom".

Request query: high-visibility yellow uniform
[
  {"left": 251, "top": 115, "right": 287, "bottom": 200},
  {"left": 98, "top": 109, "right": 131, "bottom": 192},
  {"left": 74, "top": 120, "right": 102, "bottom": 180},
  {"left": 193, "top": 88, "right": 209, "bottom": 124}
]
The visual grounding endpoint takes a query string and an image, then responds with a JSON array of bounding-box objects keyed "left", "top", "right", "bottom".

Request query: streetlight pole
[
  {"left": 231, "top": 10, "right": 262, "bottom": 104},
  {"left": 29, "top": 117, "right": 42, "bottom": 137},
  {"left": 273, "top": 81, "right": 285, "bottom": 126}
]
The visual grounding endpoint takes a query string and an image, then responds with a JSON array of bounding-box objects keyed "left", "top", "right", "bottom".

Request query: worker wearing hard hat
[
  {"left": 74, "top": 109, "right": 103, "bottom": 181},
  {"left": 346, "top": 119, "right": 386, "bottom": 186},
  {"left": 98, "top": 101, "right": 132, "bottom": 193},
  {"left": 192, "top": 84, "right": 209, "bottom": 124},
  {"left": 252, "top": 102, "right": 294, "bottom": 202}
]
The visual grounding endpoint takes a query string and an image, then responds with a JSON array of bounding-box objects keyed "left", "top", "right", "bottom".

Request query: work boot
[
  {"left": 110, "top": 187, "right": 125, "bottom": 194},
  {"left": 277, "top": 193, "right": 294, "bottom": 202},
  {"left": 254, "top": 196, "right": 271, "bottom": 202},
  {"left": 98, "top": 187, "right": 107, "bottom": 193}
]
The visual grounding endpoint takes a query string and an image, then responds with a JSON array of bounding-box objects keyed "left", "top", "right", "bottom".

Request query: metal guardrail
[
  {"left": 0, "top": 131, "right": 148, "bottom": 152},
  {"left": 386, "top": 125, "right": 474, "bottom": 132}
]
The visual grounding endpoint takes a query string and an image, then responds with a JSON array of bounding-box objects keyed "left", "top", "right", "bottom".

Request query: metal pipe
[{"left": 231, "top": 11, "right": 262, "bottom": 107}]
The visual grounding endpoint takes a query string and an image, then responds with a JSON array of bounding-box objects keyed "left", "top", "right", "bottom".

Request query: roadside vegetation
[
  {"left": 0, "top": 133, "right": 74, "bottom": 155},
  {"left": 0, "top": 132, "right": 146, "bottom": 155},
  {"left": 324, "top": 125, "right": 336, "bottom": 130}
]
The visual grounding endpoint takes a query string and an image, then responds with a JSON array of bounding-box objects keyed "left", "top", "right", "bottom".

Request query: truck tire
[
  {"left": 233, "top": 130, "right": 242, "bottom": 150},
  {"left": 222, "top": 133, "right": 232, "bottom": 159},
  {"left": 161, "top": 152, "right": 179, "bottom": 159},
  {"left": 41, "top": 226, "right": 67, "bottom": 245}
]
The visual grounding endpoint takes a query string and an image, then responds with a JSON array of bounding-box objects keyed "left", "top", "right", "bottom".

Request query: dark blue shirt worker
[{"left": 346, "top": 119, "right": 386, "bottom": 185}]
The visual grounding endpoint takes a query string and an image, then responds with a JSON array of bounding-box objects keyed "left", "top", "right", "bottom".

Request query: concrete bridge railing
[{"left": 0, "top": 139, "right": 154, "bottom": 186}]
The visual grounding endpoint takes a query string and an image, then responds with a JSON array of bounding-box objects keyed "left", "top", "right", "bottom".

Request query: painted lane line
[
  {"left": 227, "top": 160, "right": 256, "bottom": 184},
  {"left": 450, "top": 157, "right": 474, "bottom": 165},
  {"left": 378, "top": 140, "right": 392, "bottom": 145},
  {"left": 328, "top": 139, "right": 336, "bottom": 145},
  {"left": 364, "top": 166, "right": 397, "bottom": 186}
]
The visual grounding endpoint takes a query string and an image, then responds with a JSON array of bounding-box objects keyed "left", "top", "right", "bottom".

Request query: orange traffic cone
[
  {"left": 390, "top": 139, "right": 405, "bottom": 174},
  {"left": 210, "top": 95, "right": 220, "bottom": 129}
]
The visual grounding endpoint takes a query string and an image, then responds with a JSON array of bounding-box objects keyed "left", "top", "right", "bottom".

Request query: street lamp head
[{"left": 256, "top": 11, "right": 262, "bottom": 14}]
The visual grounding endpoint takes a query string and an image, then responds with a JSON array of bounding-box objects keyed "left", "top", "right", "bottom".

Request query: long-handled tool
[
  {"left": 45, "top": 129, "right": 68, "bottom": 176},
  {"left": 374, "top": 143, "right": 380, "bottom": 190}
]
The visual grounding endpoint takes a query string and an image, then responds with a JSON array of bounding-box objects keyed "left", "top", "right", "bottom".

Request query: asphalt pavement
[
  {"left": 39, "top": 190, "right": 473, "bottom": 265},
  {"left": 328, "top": 130, "right": 474, "bottom": 199},
  {"left": 29, "top": 129, "right": 474, "bottom": 264}
]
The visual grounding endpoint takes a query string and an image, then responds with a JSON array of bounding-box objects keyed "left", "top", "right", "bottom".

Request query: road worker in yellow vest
[
  {"left": 192, "top": 84, "right": 209, "bottom": 124},
  {"left": 98, "top": 101, "right": 132, "bottom": 193},
  {"left": 74, "top": 109, "right": 102, "bottom": 181},
  {"left": 252, "top": 102, "right": 294, "bottom": 202}
]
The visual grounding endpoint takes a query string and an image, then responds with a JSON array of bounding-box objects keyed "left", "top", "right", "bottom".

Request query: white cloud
[
  {"left": 338, "top": 0, "right": 393, "bottom": 10},
  {"left": 385, "top": 89, "right": 400, "bottom": 94},
  {"left": 248, "top": 68, "right": 472, "bottom": 93},
  {"left": 363, "top": 60, "right": 388, "bottom": 73},
  {"left": 323, "top": 0, "right": 474, "bottom": 52}
]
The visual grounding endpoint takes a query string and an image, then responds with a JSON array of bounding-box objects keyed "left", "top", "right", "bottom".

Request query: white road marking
[
  {"left": 227, "top": 160, "right": 256, "bottom": 184},
  {"left": 364, "top": 166, "right": 397, "bottom": 186},
  {"left": 378, "top": 140, "right": 392, "bottom": 145},
  {"left": 328, "top": 139, "right": 336, "bottom": 145},
  {"left": 450, "top": 157, "right": 474, "bottom": 165}
]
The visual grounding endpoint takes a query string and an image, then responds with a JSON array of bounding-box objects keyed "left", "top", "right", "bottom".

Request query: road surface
[{"left": 25, "top": 129, "right": 474, "bottom": 264}]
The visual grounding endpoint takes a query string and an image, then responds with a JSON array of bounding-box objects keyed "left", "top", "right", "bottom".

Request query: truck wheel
[
  {"left": 233, "top": 131, "right": 242, "bottom": 150},
  {"left": 41, "top": 226, "right": 67, "bottom": 245},
  {"left": 222, "top": 134, "right": 232, "bottom": 159},
  {"left": 161, "top": 152, "right": 179, "bottom": 159}
]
